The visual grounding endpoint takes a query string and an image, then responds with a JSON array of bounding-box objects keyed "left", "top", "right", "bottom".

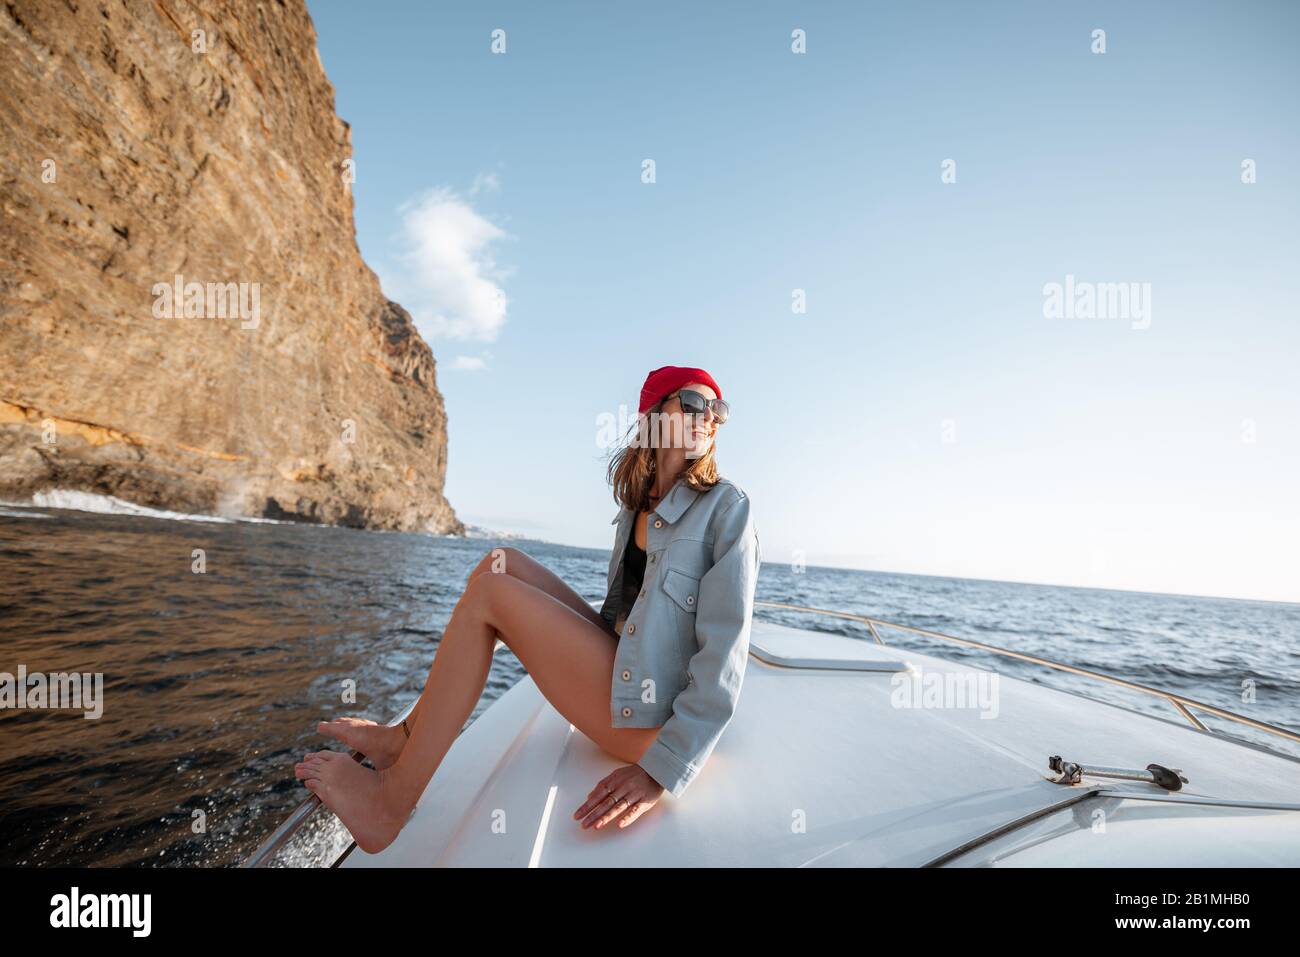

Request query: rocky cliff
[{"left": 0, "top": 0, "right": 463, "bottom": 533}]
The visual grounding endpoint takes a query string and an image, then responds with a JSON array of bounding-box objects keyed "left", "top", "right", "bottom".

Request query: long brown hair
[{"left": 606, "top": 394, "right": 721, "bottom": 511}]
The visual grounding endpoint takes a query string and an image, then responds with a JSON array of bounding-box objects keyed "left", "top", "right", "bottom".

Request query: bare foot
[
  {"left": 294, "top": 750, "right": 414, "bottom": 854},
  {"left": 317, "top": 717, "right": 406, "bottom": 770}
]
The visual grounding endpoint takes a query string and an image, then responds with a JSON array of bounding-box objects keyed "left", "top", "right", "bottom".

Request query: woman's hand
[{"left": 573, "top": 764, "right": 664, "bottom": 830}]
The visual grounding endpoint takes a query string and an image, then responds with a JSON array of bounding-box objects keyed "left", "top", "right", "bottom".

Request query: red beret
[{"left": 638, "top": 366, "right": 723, "bottom": 415}]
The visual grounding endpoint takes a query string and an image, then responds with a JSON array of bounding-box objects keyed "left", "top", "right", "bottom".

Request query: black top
[
  {"left": 608, "top": 524, "right": 647, "bottom": 639},
  {"left": 624, "top": 527, "right": 647, "bottom": 590}
]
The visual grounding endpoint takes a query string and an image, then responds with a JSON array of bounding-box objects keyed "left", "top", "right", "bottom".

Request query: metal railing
[{"left": 755, "top": 600, "right": 1300, "bottom": 747}]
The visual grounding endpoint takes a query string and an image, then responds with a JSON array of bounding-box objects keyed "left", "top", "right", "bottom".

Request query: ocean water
[{"left": 1, "top": 504, "right": 1296, "bottom": 867}]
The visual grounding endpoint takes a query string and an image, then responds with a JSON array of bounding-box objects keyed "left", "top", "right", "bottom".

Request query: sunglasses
[{"left": 670, "top": 388, "right": 730, "bottom": 425}]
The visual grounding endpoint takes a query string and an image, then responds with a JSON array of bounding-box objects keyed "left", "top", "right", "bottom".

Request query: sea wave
[
  {"left": 10, "top": 489, "right": 296, "bottom": 525},
  {"left": 459, "top": 523, "right": 530, "bottom": 541},
  {"left": 7, "top": 491, "right": 532, "bottom": 539},
  {"left": 0, "top": 506, "right": 51, "bottom": 519}
]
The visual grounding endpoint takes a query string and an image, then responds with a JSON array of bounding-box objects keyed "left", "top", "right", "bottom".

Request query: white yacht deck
[{"left": 338, "top": 618, "right": 1300, "bottom": 867}]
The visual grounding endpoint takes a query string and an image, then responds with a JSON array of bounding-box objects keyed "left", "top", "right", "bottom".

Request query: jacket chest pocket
[{"left": 661, "top": 567, "right": 700, "bottom": 614}]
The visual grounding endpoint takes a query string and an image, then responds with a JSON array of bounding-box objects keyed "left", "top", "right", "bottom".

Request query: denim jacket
[{"left": 599, "top": 476, "right": 761, "bottom": 798}]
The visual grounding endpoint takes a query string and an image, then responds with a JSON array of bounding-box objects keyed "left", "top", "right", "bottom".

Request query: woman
[{"left": 295, "top": 365, "right": 761, "bottom": 854}]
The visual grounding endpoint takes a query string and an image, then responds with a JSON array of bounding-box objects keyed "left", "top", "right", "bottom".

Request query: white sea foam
[
  {"left": 17, "top": 489, "right": 290, "bottom": 525},
  {"left": 6, "top": 490, "right": 509, "bottom": 537},
  {"left": 460, "top": 523, "right": 529, "bottom": 541},
  {"left": 27, "top": 489, "right": 237, "bottom": 522},
  {"left": 0, "top": 505, "right": 51, "bottom": 518}
]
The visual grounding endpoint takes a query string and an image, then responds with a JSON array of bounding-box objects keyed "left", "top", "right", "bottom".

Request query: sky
[{"left": 306, "top": 1, "right": 1300, "bottom": 603}]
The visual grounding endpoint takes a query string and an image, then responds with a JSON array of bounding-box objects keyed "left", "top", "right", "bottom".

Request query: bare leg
[
  {"left": 297, "top": 570, "right": 657, "bottom": 854},
  {"left": 318, "top": 547, "right": 613, "bottom": 767},
  {"left": 471, "top": 545, "right": 614, "bottom": 632}
]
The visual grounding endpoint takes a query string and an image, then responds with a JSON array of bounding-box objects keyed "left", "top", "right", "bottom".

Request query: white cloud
[
  {"left": 469, "top": 171, "right": 501, "bottom": 196},
  {"left": 448, "top": 355, "right": 487, "bottom": 371},
  {"left": 382, "top": 182, "right": 513, "bottom": 345}
]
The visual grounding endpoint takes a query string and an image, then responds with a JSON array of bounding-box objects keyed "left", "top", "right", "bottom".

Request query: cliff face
[{"left": 0, "top": 0, "right": 463, "bottom": 533}]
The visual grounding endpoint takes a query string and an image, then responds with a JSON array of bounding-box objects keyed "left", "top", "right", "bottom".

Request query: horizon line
[{"left": 484, "top": 528, "right": 1300, "bottom": 609}]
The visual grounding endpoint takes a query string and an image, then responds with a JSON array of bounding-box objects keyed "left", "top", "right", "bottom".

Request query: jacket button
[
  {"left": 654, "top": 519, "right": 663, "bottom": 529},
  {"left": 649, "top": 554, "right": 656, "bottom": 564},
  {"left": 627, "top": 623, "right": 635, "bottom": 635},
  {"left": 640, "top": 589, "right": 646, "bottom": 598},
  {"left": 621, "top": 669, "right": 631, "bottom": 681},
  {"left": 621, "top": 707, "right": 632, "bottom": 718},
  {"left": 686, "top": 595, "right": 694, "bottom": 605}
]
